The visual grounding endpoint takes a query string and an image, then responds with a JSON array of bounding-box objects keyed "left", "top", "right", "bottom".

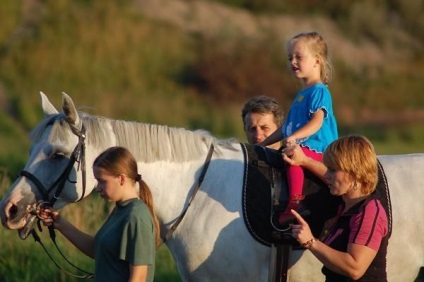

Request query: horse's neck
[
  {"left": 85, "top": 116, "right": 219, "bottom": 218},
  {"left": 86, "top": 116, "right": 211, "bottom": 164}
]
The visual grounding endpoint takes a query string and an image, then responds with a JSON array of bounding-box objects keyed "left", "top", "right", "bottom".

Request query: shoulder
[
  {"left": 127, "top": 199, "right": 149, "bottom": 213},
  {"left": 304, "top": 83, "right": 326, "bottom": 91},
  {"left": 128, "top": 201, "right": 153, "bottom": 222},
  {"left": 350, "top": 199, "right": 388, "bottom": 249},
  {"left": 364, "top": 199, "right": 387, "bottom": 218},
  {"left": 351, "top": 199, "right": 388, "bottom": 230},
  {"left": 305, "top": 83, "right": 331, "bottom": 100}
]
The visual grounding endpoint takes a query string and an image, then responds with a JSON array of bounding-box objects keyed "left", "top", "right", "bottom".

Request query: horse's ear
[
  {"left": 62, "top": 92, "right": 80, "bottom": 126},
  {"left": 40, "top": 91, "right": 59, "bottom": 116}
]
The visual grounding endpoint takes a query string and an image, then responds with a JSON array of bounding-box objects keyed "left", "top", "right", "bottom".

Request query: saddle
[{"left": 240, "top": 143, "right": 393, "bottom": 246}]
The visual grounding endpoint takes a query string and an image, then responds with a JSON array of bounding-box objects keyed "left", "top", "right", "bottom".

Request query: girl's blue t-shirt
[{"left": 283, "top": 83, "right": 338, "bottom": 153}]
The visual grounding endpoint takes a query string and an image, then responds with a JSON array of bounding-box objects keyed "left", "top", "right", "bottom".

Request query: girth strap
[{"left": 270, "top": 231, "right": 292, "bottom": 282}]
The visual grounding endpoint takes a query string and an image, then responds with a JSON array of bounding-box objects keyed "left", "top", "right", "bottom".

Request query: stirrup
[{"left": 278, "top": 206, "right": 311, "bottom": 227}]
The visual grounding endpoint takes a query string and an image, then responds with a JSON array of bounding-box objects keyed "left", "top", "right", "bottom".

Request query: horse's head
[{"left": 0, "top": 92, "right": 93, "bottom": 239}]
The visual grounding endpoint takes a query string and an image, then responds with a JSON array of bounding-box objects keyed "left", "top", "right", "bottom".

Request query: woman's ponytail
[{"left": 138, "top": 179, "right": 161, "bottom": 249}]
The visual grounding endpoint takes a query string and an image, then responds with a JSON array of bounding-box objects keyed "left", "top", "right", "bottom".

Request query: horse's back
[{"left": 378, "top": 153, "right": 424, "bottom": 281}]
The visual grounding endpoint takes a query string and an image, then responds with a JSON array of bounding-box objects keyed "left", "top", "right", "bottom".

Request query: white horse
[{"left": 0, "top": 93, "right": 423, "bottom": 281}]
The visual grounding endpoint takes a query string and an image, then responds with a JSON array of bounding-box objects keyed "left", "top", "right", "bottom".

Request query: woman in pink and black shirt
[{"left": 282, "top": 135, "right": 388, "bottom": 281}]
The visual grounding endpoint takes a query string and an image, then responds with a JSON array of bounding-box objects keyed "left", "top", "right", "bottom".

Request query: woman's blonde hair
[
  {"left": 323, "top": 135, "right": 378, "bottom": 195},
  {"left": 287, "top": 31, "right": 333, "bottom": 85},
  {"left": 93, "top": 146, "right": 161, "bottom": 248}
]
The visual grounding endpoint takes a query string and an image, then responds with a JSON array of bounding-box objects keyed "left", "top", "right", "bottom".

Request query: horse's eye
[{"left": 51, "top": 152, "right": 65, "bottom": 159}]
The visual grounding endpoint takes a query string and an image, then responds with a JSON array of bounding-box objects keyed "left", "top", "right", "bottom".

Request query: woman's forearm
[
  {"left": 302, "top": 156, "right": 328, "bottom": 182},
  {"left": 308, "top": 241, "right": 374, "bottom": 280},
  {"left": 55, "top": 217, "right": 95, "bottom": 258},
  {"left": 283, "top": 145, "right": 328, "bottom": 182}
]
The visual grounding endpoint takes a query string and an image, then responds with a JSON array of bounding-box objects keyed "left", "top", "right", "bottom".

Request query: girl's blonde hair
[
  {"left": 287, "top": 31, "right": 333, "bottom": 85},
  {"left": 323, "top": 135, "right": 378, "bottom": 195},
  {"left": 93, "top": 146, "right": 161, "bottom": 248}
]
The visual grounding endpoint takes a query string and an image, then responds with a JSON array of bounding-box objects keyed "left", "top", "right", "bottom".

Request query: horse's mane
[{"left": 30, "top": 112, "right": 239, "bottom": 163}]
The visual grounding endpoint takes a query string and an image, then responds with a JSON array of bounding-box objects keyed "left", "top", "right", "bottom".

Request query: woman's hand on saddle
[
  {"left": 281, "top": 143, "right": 307, "bottom": 166},
  {"left": 282, "top": 144, "right": 328, "bottom": 182},
  {"left": 284, "top": 136, "right": 298, "bottom": 145},
  {"left": 290, "top": 209, "right": 315, "bottom": 248},
  {"left": 279, "top": 138, "right": 297, "bottom": 154}
]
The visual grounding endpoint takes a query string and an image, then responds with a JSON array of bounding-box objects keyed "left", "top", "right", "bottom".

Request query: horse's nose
[
  {"left": 1, "top": 200, "right": 23, "bottom": 229},
  {"left": 1, "top": 201, "right": 13, "bottom": 227}
]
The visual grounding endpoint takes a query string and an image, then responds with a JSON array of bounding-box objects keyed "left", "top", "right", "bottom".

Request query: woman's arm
[
  {"left": 308, "top": 239, "right": 377, "bottom": 279},
  {"left": 129, "top": 265, "right": 148, "bottom": 282},
  {"left": 40, "top": 209, "right": 95, "bottom": 258},
  {"left": 282, "top": 143, "right": 327, "bottom": 182},
  {"left": 291, "top": 210, "right": 378, "bottom": 280}
]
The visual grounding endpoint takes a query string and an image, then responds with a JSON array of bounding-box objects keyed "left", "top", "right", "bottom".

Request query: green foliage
[
  {"left": 0, "top": 0, "right": 200, "bottom": 129},
  {"left": 1, "top": 0, "right": 424, "bottom": 134},
  {"left": 215, "top": 0, "right": 424, "bottom": 46},
  {"left": 185, "top": 37, "right": 296, "bottom": 106},
  {"left": 0, "top": 111, "right": 29, "bottom": 179},
  {"left": 0, "top": 1, "right": 20, "bottom": 43}
]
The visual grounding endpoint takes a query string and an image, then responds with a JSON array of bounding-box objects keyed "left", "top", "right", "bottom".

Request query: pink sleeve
[{"left": 349, "top": 200, "right": 388, "bottom": 251}]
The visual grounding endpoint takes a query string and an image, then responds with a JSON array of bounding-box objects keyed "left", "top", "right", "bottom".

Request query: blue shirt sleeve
[{"left": 308, "top": 84, "right": 332, "bottom": 119}]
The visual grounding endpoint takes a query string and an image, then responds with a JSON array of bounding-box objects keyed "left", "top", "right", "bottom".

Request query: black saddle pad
[
  {"left": 240, "top": 143, "right": 393, "bottom": 246},
  {"left": 241, "top": 143, "right": 340, "bottom": 246}
]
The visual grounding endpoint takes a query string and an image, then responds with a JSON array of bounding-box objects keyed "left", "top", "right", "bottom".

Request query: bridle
[
  {"left": 19, "top": 121, "right": 87, "bottom": 207},
  {"left": 18, "top": 120, "right": 94, "bottom": 279}
]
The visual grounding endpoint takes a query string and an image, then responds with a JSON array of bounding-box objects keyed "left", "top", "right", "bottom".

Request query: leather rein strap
[{"left": 161, "top": 143, "right": 215, "bottom": 245}]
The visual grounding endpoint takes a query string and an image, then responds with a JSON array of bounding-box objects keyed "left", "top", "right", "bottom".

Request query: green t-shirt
[{"left": 94, "top": 198, "right": 156, "bottom": 282}]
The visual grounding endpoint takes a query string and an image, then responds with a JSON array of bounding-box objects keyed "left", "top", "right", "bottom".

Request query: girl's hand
[
  {"left": 285, "top": 136, "right": 297, "bottom": 145},
  {"left": 39, "top": 208, "right": 61, "bottom": 228},
  {"left": 281, "top": 138, "right": 297, "bottom": 154}
]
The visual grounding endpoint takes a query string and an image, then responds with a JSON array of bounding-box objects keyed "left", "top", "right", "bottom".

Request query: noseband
[{"left": 19, "top": 121, "right": 87, "bottom": 209}]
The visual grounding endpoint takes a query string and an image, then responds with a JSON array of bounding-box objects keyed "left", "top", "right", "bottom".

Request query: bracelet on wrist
[{"left": 302, "top": 238, "right": 317, "bottom": 249}]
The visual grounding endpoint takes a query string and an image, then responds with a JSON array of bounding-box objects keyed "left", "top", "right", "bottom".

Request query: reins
[
  {"left": 161, "top": 143, "right": 215, "bottom": 245},
  {"left": 31, "top": 227, "right": 94, "bottom": 279},
  {"left": 19, "top": 120, "right": 94, "bottom": 279}
]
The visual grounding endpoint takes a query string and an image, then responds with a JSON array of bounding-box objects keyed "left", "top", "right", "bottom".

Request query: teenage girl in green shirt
[{"left": 40, "top": 146, "right": 160, "bottom": 282}]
